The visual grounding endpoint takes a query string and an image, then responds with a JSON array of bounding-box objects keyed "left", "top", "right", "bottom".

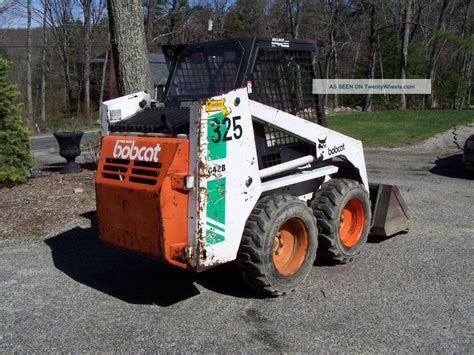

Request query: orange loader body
[{"left": 96, "top": 136, "right": 190, "bottom": 269}]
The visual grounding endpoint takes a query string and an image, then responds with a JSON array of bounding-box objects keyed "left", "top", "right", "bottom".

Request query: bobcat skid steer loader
[{"left": 97, "top": 37, "right": 410, "bottom": 296}]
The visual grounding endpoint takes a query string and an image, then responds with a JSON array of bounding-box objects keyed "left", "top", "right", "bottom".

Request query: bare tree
[
  {"left": 168, "top": 0, "right": 179, "bottom": 44},
  {"left": 79, "top": 0, "right": 92, "bottom": 121},
  {"left": 455, "top": 0, "right": 472, "bottom": 109},
  {"left": 287, "top": 0, "right": 301, "bottom": 39},
  {"left": 145, "top": 0, "right": 157, "bottom": 48},
  {"left": 400, "top": 0, "right": 412, "bottom": 110},
  {"left": 98, "top": 43, "right": 109, "bottom": 119},
  {"left": 424, "top": 0, "right": 449, "bottom": 108},
  {"left": 1, "top": 0, "right": 471, "bottom": 119},
  {"left": 26, "top": 0, "right": 33, "bottom": 126},
  {"left": 40, "top": 0, "right": 49, "bottom": 122},
  {"left": 0, "top": 0, "right": 15, "bottom": 14},
  {"left": 46, "top": 0, "right": 78, "bottom": 113},
  {"left": 107, "top": 0, "right": 153, "bottom": 95},
  {"left": 324, "top": 0, "right": 340, "bottom": 108},
  {"left": 209, "top": 0, "right": 229, "bottom": 40},
  {"left": 364, "top": 1, "right": 377, "bottom": 112}
]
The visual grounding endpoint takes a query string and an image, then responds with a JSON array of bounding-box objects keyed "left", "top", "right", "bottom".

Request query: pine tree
[{"left": 0, "top": 59, "right": 34, "bottom": 187}]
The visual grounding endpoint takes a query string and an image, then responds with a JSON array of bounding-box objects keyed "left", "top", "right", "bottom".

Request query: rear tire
[
  {"left": 310, "top": 179, "right": 371, "bottom": 263},
  {"left": 237, "top": 194, "right": 318, "bottom": 296}
]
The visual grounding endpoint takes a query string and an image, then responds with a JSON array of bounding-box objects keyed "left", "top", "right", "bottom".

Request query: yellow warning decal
[{"left": 205, "top": 98, "right": 232, "bottom": 117}]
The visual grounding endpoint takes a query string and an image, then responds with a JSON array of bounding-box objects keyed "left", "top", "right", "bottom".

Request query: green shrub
[{"left": 0, "top": 59, "right": 34, "bottom": 187}]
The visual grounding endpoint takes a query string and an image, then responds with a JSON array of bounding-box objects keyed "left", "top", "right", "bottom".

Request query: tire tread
[
  {"left": 238, "top": 194, "right": 316, "bottom": 296},
  {"left": 310, "top": 179, "right": 371, "bottom": 264}
]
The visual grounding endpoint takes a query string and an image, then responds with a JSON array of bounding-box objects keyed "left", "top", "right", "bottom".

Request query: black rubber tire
[
  {"left": 310, "top": 179, "right": 371, "bottom": 264},
  {"left": 237, "top": 194, "right": 318, "bottom": 296}
]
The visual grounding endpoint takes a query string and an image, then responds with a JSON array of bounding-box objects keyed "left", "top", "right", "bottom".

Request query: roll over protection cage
[{"left": 162, "top": 37, "right": 327, "bottom": 127}]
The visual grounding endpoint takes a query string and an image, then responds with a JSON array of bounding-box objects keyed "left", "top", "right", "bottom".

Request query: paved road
[
  {"left": 31, "top": 130, "right": 100, "bottom": 152},
  {"left": 30, "top": 130, "right": 100, "bottom": 166},
  {"left": 1, "top": 148, "right": 472, "bottom": 352}
]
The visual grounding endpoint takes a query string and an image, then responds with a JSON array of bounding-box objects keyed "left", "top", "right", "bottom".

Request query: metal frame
[
  {"left": 98, "top": 87, "right": 368, "bottom": 270},
  {"left": 192, "top": 88, "right": 368, "bottom": 269},
  {"left": 163, "top": 37, "right": 325, "bottom": 123}
]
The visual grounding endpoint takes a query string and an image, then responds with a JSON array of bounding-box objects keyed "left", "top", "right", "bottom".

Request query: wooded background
[{"left": 0, "top": 0, "right": 472, "bottom": 132}]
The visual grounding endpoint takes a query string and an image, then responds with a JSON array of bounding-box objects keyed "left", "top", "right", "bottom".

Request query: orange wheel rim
[
  {"left": 339, "top": 198, "right": 365, "bottom": 247},
  {"left": 272, "top": 218, "right": 309, "bottom": 276}
]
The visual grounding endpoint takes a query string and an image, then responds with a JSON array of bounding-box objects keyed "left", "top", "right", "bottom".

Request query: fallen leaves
[{"left": 0, "top": 169, "right": 96, "bottom": 239}]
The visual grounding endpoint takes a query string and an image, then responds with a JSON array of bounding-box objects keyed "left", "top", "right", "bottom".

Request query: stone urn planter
[{"left": 53, "top": 131, "right": 84, "bottom": 173}]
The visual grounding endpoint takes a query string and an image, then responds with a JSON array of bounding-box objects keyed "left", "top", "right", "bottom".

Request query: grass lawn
[{"left": 327, "top": 110, "right": 474, "bottom": 148}]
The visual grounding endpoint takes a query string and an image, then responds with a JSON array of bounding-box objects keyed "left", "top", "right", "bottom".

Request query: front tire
[
  {"left": 237, "top": 194, "right": 318, "bottom": 296},
  {"left": 310, "top": 179, "right": 371, "bottom": 263}
]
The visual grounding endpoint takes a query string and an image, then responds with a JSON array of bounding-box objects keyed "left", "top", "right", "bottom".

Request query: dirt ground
[
  {"left": 0, "top": 127, "right": 473, "bottom": 352},
  {"left": 1, "top": 123, "right": 472, "bottom": 240},
  {"left": 0, "top": 167, "right": 96, "bottom": 240}
]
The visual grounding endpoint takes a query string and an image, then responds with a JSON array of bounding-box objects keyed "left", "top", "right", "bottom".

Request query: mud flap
[{"left": 369, "top": 184, "right": 410, "bottom": 237}]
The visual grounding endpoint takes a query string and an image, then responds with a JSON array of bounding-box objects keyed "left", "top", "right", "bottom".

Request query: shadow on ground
[
  {"left": 312, "top": 232, "right": 405, "bottom": 266},
  {"left": 430, "top": 153, "right": 473, "bottom": 180},
  {"left": 44, "top": 211, "right": 262, "bottom": 307},
  {"left": 41, "top": 162, "right": 97, "bottom": 173},
  {"left": 367, "top": 231, "right": 408, "bottom": 244}
]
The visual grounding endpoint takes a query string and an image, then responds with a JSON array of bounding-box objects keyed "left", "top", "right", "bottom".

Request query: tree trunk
[
  {"left": 424, "top": 0, "right": 448, "bottom": 108},
  {"left": 409, "top": 1, "right": 422, "bottom": 42},
  {"left": 327, "top": 0, "right": 339, "bottom": 108},
  {"left": 464, "top": 54, "right": 472, "bottom": 108},
  {"left": 400, "top": 0, "right": 412, "bottom": 110},
  {"left": 46, "top": 0, "right": 77, "bottom": 115},
  {"left": 364, "top": 3, "right": 377, "bottom": 112},
  {"left": 332, "top": 42, "right": 339, "bottom": 108},
  {"left": 456, "top": 0, "right": 472, "bottom": 109},
  {"left": 324, "top": 51, "right": 330, "bottom": 108},
  {"left": 287, "top": 0, "right": 302, "bottom": 109},
  {"left": 287, "top": 0, "right": 300, "bottom": 39},
  {"left": 26, "top": 0, "right": 33, "bottom": 127},
  {"left": 83, "top": 0, "right": 92, "bottom": 122},
  {"left": 61, "top": 41, "right": 76, "bottom": 113},
  {"left": 456, "top": 52, "right": 471, "bottom": 109},
  {"left": 145, "top": 0, "right": 157, "bottom": 48},
  {"left": 167, "top": 0, "right": 179, "bottom": 45},
  {"left": 99, "top": 47, "right": 109, "bottom": 119},
  {"left": 107, "top": 0, "right": 153, "bottom": 96},
  {"left": 352, "top": 32, "right": 362, "bottom": 78},
  {"left": 40, "top": 0, "right": 48, "bottom": 122}
]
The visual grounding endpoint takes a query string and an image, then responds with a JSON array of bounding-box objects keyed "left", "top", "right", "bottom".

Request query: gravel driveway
[{"left": 1, "top": 142, "right": 472, "bottom": 352}]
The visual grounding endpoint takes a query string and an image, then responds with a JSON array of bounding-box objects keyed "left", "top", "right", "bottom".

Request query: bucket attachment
[{"left": 369, "top": 184, "right": 410, "bottom": 237}]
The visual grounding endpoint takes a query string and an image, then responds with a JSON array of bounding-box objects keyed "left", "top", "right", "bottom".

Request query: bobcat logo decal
[{"left": 318, "top": 137, "right": 327, "bottom": 150}]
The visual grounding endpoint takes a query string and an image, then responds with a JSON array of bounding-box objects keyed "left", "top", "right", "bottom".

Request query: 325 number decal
[{"left": 211, "top": 116, "right": 243, "bottom": 143}]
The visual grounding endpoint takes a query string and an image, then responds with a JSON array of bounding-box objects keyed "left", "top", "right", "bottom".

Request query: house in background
[
  {"left": 148, "top": 53, "right": 170, "bottom": 100},
  {"left": 91, "top": 52, "right": 170, "bottom": 103}
]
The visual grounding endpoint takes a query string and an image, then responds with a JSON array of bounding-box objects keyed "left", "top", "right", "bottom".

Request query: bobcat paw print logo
[{"left": 318, "top": 136, "right": 327, "bottom": 154}]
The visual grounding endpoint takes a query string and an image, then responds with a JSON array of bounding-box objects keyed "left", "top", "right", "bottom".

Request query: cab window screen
[
  {"left": 167, "top": 41, "right": 244, "bottom": 101},
  {"left": 251, "top": 48, "right": 318, "bottom": 122}
]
